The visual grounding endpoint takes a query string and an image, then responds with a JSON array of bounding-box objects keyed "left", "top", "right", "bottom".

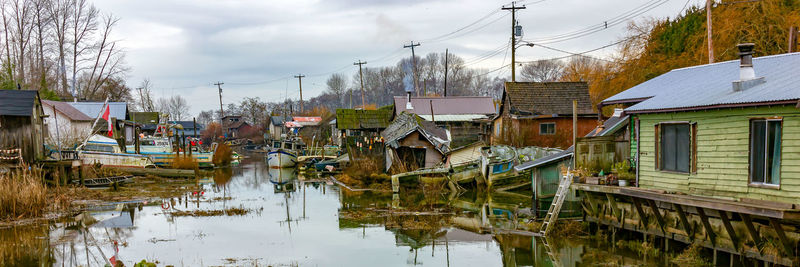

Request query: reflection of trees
[
  {"left": 0, "top": 224, "right": 53, "bottom": 266},
  {"left": 213, "top": 167, "right": 234, "bottom": 187}
]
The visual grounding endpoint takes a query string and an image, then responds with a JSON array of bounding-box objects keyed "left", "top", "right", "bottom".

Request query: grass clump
[
  {"left": 170, "top": 206, "right": 252, "bottom": 217},
  {"left": 171, "top": 155, "right": 198, "bottom": 170},
  {"left": 0, "top": 167, "right": 47, "bottom": 220},
  {"left": 672, "top": 243, "right": 712, "bottom": 266},
  {"left": 213, "top": 143, "right": 233, "bottom": 166}
]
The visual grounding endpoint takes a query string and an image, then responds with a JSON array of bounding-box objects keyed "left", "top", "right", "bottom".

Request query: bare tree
[
  {"left": 69, "top": 0, "right": 97, "bottom": 98},
  {"left": 520, "top": 59, "right": 564, "bottom": 82},
  {"left": 167, "top": 95, "right": 189, "bottom": 121},
  {"left": 135, "top": 78, "right": 155, "bottom": 112}
]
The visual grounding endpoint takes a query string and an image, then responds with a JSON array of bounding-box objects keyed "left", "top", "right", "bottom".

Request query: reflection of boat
[
  {"left": 269, "top": 168, "right": 297, "bottom": 192},
  {"left": 78, "top": 135, "right": 155, "bottom": 168},
  {"left": 267, "top": 139, "right": 304, "bottom": 168},
  {"left": 126, "top": 137, "right": 214, "bottom": 168}
]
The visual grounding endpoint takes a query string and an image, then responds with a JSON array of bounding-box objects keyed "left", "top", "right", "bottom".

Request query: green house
[{"left": 600, "top": 44, "right": 800, "bottom": 204}]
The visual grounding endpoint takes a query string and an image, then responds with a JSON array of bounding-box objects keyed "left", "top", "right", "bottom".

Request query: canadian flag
[{"left": 102, "top": 105, "right": 112, "bottom": 136}]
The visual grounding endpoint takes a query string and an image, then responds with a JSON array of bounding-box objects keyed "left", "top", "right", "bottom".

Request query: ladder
[
  {"left": 540, "top": 236, "right": 562, "bottom": 267},
  {"left": 539, "top": 172, "right": 574, "bottom": 236}
]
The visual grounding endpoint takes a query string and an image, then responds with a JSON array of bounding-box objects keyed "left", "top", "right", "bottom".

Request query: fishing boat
[
  {"left": 126, "top": 137, "right": 215, "bottom": 168},
  {"left": 480, "top": 146, "right": 518, "bottom": 188},
  {"left": 78, "top": 135, "right": 155, "bottom": 168},
  {"left": 267, "top": 138, "right": 305, "bottom": 168}
]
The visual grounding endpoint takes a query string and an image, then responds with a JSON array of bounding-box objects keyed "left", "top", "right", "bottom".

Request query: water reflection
[{"left": 0, "top": 160, "right": 662, "bottom": 266}]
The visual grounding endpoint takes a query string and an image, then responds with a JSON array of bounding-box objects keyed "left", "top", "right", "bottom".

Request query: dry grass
[
  {"left": 170, "top": 206, "right": 252, "bottom": 217},
  {"left": 171, "top": 155, "right": 198, "bottom": 170},
  {"left": 0, "top": 166, "right": 47, "bottom": 220},
  {"left": 213, "top": 143, "right": 233, "bottom": 166},
  {"left": 671, "top": 243, "right": 712, "bottom": 266}
]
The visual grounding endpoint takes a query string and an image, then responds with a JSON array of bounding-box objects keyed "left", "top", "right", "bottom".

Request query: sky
[{"left": 93, "top": 0, "right": 704, "bottom": 116}]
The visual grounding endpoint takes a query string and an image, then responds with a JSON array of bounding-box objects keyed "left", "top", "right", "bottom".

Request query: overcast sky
[{"left": 93, "top": 0, "right": 703, "bottom": 116}]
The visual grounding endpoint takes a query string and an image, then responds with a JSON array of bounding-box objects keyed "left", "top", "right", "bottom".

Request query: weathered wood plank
[
  {"left": 718, "top": 210, "right": 739, "bottom": 251},
  {"left": 768, "top": 218, "right": 793, "bottom": 257},
  {"left": 696, "top": 207, "right": 716, "bottom": 245},
  {"left": 674, "top": 204, "right": 694, "bottom": 241},
  {"left": 740, "top": 214, "right": 762, "bottom": 246}
]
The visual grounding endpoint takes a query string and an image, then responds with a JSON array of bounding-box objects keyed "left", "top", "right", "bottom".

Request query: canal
[{"left": 1, "top": 160, "right": 674, "bottom": 266}]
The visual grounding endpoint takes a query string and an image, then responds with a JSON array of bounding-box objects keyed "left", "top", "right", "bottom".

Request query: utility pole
[
  {"left": 444, "top": 49, "right": 449, "bottom": 97},
  {"left": 354, "top": 60, "right": 367, "bottom": 108},
  {"left": 706, "top": 0, "right": 714, "bottom": 63},
  {"left": 214, "top": 81, "right": 224, "bottom": 125},
  {"left": 789, "top": 26, "right": 798, "bottom": 53},
  {"left": 503, "top": 2, "right": 525, "bottom": 82},
  {"left": 294, "top": 74, "right": 305, "bottom": 113},
  {"left": 404, "top": 41, "right": 421, "bottom": 96}
]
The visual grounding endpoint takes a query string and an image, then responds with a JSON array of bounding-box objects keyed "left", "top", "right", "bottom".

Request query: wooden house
[
  {"left": 336, "top": 107, "right": 393, "bottom": 159},
  {"left": 574, "top": 108, "right": 631, "bottom": 174},
  {"left": 0, "top": 90, "right": 45, "bottom": 163},
  {"left": 222, "top": 115, "right": 252, "bottom": 139},
  {"left": 269, "top": 115, "right": 292, "bottom": 140},
  {"left": 393, "top": 96, "right": 496, "bottom": 148},
  {"left": 382, "top": 112, "right": 450, "bottom": 172},
  {"left": 42, "top": 100, "right": 93, "bottom": 147},
  {"left": 572, "top": 45, "right": 800, "bottom": 264},
  {"left": 492, "top": 82, "right": 597, "bottom": 149}
]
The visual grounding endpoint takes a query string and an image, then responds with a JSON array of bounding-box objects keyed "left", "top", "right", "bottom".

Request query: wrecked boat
[
  {"left": 78, "top": 135, "right": 155, "bottom": 168},
  {"left": 126, "top": 137, "right": 214, "bottom": 168}
]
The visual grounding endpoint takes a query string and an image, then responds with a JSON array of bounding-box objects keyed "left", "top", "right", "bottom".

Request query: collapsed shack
[
  {"left": 382, "top": 112, "right": 451, "bottom": 173},
  {"left": 0, "top": 90, "right": 46, "bottom": 164}
]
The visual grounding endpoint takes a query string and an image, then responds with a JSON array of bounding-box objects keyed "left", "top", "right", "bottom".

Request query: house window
[
  {"left": 539, "top": 122, "right": 556, "bottom": 135},
  {"left": 750, "top": 119, "right": 781, "bottom": 186},
  {"left": 657, "top": 123, "right": 692, "bottom": 173}
]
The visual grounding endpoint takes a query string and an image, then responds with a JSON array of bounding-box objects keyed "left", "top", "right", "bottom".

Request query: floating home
[
  {"left": 393, "top": 96, "right": 496, "bottom": 148},
  {"left": 0, "top": 90, "right": 45, "bottom": 163},
  {"left": 574, "top": 44, "right": 800, "bottom": 265},
  {"left": 492, "top": 82, "right": 597, "bottom": 149}
]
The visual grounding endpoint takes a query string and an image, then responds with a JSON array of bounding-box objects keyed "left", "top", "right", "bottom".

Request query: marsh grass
[
  {"left": 0, "top": 166, "right": 47, "bottom": 220},
  {"left": 171, "top": 155, "right": 198, "bottom": 170},
  {"left": 213, "top": 143, "right": 233, "bottom": 166}
]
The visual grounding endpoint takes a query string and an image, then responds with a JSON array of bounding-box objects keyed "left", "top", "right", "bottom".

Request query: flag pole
[{"left": 78, "top": 97, "right": 110, "bottom": 150}]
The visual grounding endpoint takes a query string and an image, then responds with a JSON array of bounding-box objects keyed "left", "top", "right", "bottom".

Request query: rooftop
[
  {"left": 382, "top": 112, "right": 450, "bottom": 154},
  {"left": 335, "top": 108, "right": 393, "bottom": 130},
  {"left": 0, "top": 90, "right": 38, "bottom": 117},
  {"left": 503, "top": 82, "right": 594, "bottom": 115},
  {"left": 69, "top": 102, "right": 128, "bottom": 120},
  {"left": 393, "top": 96, "right": 496, "bottom": 116},
  {"left": 602, "top": 52, "right": 800, "bottom": 113}
]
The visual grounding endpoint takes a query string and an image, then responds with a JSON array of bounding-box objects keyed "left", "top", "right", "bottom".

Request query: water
[{"left": 0, "top": 160, "right": 665, "bottom": 266}]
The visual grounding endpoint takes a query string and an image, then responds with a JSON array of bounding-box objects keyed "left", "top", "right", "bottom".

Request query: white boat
[
  {"left": 78, "top": 135, "right": 155, "bottom": 168},
  {"left": 267, "top": 139, "right": 304, "bottom": 168},
  {"left": 126, "top": 137, "right": 215, "bottom": 168}
]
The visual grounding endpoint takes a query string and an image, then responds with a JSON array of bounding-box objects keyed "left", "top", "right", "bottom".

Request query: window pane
[
  {"left": 750, "top": 120, "right": 766, "bottom": 183},
  {"left": 675, "top": 124, "right": 691, "bottom": 173},
  {"left": 661, "top": 125, "right": 677, "bottom": 171},
  {"left": 767, "top": 121, "right": 781, "bottom": 185}
]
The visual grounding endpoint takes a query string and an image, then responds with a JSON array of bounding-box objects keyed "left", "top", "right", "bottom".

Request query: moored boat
[
  {"left": 78, "top": 135, "right": 155, "bottom": 168},
  {"left": 267, "top": 138, "right": 305, "bottom": 168},
  {"left": 126, "top": 137, "right": 214, "bottom": 168}
]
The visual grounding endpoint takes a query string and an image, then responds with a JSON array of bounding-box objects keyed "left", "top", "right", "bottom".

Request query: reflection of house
[
  {"left": 269, "top": 115, "right": 292, "bottom": 140},
  {"left": 336, "top": 107, "right": 393, "bottom": 159},
  {"left": 394, "top": 96, "right": 496, "bottom": 148},
  {"left": 492, "top": 82, "right": 597, "bottom": 149},
  {"left": 221, "top": 115, "right": 251, "bottom": 139},
  {"left": 382, "top": 112, "right": 450, "bottom": 171},
  {"left": 168, "top": 121, "right": 204, "bottom": 138},
  {"left": 42, "top": 100, "right": 93, "bottom": 146},
  {"left": 0, "top": 90, "right": 45, "bottom": 163}
]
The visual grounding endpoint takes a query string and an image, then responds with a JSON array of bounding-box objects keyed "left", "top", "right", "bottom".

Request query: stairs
[{"left": 539, "top": 172, "right": 574, "bottom": 236}]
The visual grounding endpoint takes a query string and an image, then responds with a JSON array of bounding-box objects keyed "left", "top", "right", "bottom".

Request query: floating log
[{"left": 111, "top": 167, "right": 195, "bottom": 178}]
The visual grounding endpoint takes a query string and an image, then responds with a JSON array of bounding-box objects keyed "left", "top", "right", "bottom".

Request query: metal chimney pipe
[{"left": 738, "top": 43, "right": 756, "bottom": 81}]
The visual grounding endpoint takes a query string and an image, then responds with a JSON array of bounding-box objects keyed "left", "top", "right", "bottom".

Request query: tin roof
[
  {"left": 503, "top": 82, "right": 594, "bottom": 115},
  {"left": 69, "top": 102, "right": 128, "bottom": 119},
  {"left": 270, "top": 115, "right": 292, "bottom": 126},
  {"left": 603, "top": 52, "right": 800, "bottom": 113},
  {"left": 584, "top": 114, "right": 628, "bottom": 138},
  {"left": 417, "top": 114, "right": 491, "bottom": 122},
  {"left": 42, "top": 100, "right": 92, "bottom": 121},
  {"left": 515, "top": 146, "right": 573, "bottom": 171},
  {"left": 0, "top": 90, "right": 38, "bottom": 117},
  {"left": 393, "top": 96, "right": 496, "bottom": 116}
]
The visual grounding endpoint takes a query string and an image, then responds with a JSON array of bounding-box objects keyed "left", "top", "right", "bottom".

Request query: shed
[
  {"left": 0, "top": 90, "right": 46, "bottom": 163},
  {"left": 394, "top": 96, "right": 496, "bottom": 147},
  {"left": 382, "top": 112, "right": 450, "bottom": 172}
]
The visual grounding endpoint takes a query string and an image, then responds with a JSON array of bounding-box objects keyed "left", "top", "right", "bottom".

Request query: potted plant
[{"left": 612, "top": 161, "right": 634, "bottom": 186}]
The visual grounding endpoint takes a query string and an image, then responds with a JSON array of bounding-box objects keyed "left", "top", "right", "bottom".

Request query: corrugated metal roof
[
  {"left": 585, "top": 115, "right": 628, "bottom": 137},
  {"left": 69, "top": 102, "right": 128, "bottom": 119},
  {"left": 0, "top": 90, "right": 38, "bottom": 117},
  {"left": 515, "top": 146, "right": 573, "bottom": 171},
  {"left": 603, "top": 52, "right": 800, "bottom": 112},
  {"left": 417, "top": 114, "right": 490, "bottom": 122},
  {"left": 393, "top": 96, "right": 496, "bottom": 116},
  {"left": 42, "top": 100, "right": 92, "bottom": 121}
]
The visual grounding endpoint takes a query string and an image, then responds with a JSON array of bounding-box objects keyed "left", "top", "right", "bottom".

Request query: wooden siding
[{"left": 635, "top": 105, "right": 800, "bottom": 203}]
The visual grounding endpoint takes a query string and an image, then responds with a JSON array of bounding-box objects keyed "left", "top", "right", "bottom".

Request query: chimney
[
  {"left": 732, "top": 43, "right": 765, "bottom": 92},
  {"left": 406, "top": 92, "right": 414, "bottom": 110}
]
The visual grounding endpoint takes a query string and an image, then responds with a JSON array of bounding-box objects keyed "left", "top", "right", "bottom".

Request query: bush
[
  {"left": 171, "top": 155, "right": 198, "bottom": 170},
  {"left": 213, "top": 143, "right": 232, "bottom": 166},
  {"left": 0, "top": 166, "right": 47, "bottom": 220}
]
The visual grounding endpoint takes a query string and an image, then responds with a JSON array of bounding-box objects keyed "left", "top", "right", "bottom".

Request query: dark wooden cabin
[{"left": 0, "top": 90, "right": 46, "bottom": 163}]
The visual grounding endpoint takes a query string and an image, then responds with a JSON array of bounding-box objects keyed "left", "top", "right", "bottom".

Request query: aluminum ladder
[
  {"left": 539, "top": 172, "right": 573, "bottom": 236},
  {"left": 540, "top": 236, "right": 562, "bottom": 267}
]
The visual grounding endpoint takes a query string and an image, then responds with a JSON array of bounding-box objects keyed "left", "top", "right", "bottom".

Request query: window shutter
[
  {"left": 691, "top": 122, "right": 697, "bottom": 173},
  {"left": 654, "top": 123, "right": 660, "bottom": 170}
]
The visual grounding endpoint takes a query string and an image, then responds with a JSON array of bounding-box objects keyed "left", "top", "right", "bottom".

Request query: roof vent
[
  {"left": 732, "top": 43, "right": 765, "bottom": 92},
  {"left": 611, "top": 108, "right": 624, "bottom": 118}
]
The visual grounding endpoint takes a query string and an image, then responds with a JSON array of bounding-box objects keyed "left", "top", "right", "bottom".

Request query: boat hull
[
  {"left": 131, "top": 151, "right": 215, "bottom": 168},
  {"left": 267, "top": 150, "right": 297, "bottom": 168},
  {"left": 79, "top": 151, "right": 155, "bottom": 168}
]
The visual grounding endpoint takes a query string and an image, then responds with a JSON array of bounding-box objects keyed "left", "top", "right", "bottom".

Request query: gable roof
[
  {"left": 381, "top": 112, "right": 450, "bottom": 154},
  {"left": 602, "top": 52, "right": 800, "bottom": 113},
  {"left": 585, "top": 111, "right": 628, "bottom": 138},
  {"left": 69, "top": 102, "right": 128, "bottom": 120},
  {"left": 336, "top": 108, "right": 393, "bottom": 130},
  {"left": 503, "top": 82, "right": 594, "bottom": 115},
  {"left": 0, "top": 90, "right": 39, "bottom": 117},
  {"left": 227, "top": 121, "right": 250, "bottom": 129},
  {"left": 42, "top": 100, "right": 92, "bottom": 121},
  {"left": 393, "top": 96, "right": 496, "bottom": 116},
  {"left": 168, "top": 120, "right": 204, "bottom": 130},
  {"left": 270, "top": 115, "right": 292, "bottom": 126}
]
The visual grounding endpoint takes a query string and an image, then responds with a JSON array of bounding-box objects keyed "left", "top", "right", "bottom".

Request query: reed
[
  {"left": 171, "top": 155, "right": 198, "bottom": 170},
  {"left": 0, "top": 166, "right": 47, "bottom": 220},
  {"left": 213, "top": 143, "right": 232, "bottom": 166}
]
